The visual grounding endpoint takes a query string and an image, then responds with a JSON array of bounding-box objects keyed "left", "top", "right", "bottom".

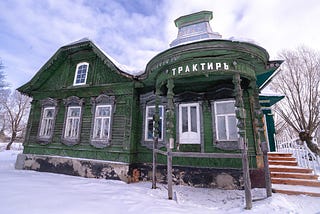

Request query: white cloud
[{"left": 1, "top": 0, "right": 320, "bottom": 88}]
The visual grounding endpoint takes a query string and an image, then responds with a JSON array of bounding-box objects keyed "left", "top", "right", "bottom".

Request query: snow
[
  {"left": 228, "top": 36, "right": 259, "bottom": 45},
  {"left": 65, "top": 38, "right": 143, "bottom": 76},
  {"left": 260, "top": 87, "right": 284, "bottom": 97},
  {"left": 1, "top": 145, "right": 320, "bottom": 214}
]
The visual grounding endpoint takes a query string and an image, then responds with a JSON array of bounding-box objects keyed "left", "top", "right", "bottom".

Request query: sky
[{"left": 1, "top": 0, "right": 320, "bottom": 89}]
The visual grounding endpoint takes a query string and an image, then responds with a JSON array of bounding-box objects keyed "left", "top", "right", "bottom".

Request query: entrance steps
[{"left": 268, "top": 152, "right": 320, "bottom": 197}]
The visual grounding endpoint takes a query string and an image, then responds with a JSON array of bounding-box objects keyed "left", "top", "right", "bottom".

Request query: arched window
[{"left": 73, "top": 62, "right": 89, "bottom": 85}]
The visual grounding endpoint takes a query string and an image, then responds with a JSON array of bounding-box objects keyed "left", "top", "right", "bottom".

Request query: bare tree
[
  {"left": 0, "top": 59, "right": 9, "bottom": 140},
  {"left": 0, "top": 90, "right": 31, "bottom": 150},
  {"left": 0, "top": 59, "right": 9, "bottom": 90},
  {"left": 271, "top": 46, "right": 320, "bottom": 155}
]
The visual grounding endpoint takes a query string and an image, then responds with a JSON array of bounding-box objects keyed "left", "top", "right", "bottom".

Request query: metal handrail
[{"left": 275, "top": 136, "right": 320, "bottom": 176}]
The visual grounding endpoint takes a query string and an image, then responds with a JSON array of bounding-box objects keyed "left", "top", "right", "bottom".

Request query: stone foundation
[
  {"left": 15, "top": 154, "right": 265, "bottom": 189},
  {"left": 15, "top": 154, "right": 131, "bottom": 182}
]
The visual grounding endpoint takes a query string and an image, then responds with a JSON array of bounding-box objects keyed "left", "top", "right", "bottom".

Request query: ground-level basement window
[
  {"left": 145, "top": 105, "right": 164, "bottom": 141},
  {"left": 214, "top": 100, "right": 237, "bottom": 141},
  {"left": 64, "top": 106, "right": 81, "bottom": 139},
  {"left": 73, "top": 62, "right": 89, "bottom": 86},
  {"left": 39, "top": 107, "right": 55, "bottom": 138},
  {"left": 92, "top": 105, "right": 112, "bottom": 141}
]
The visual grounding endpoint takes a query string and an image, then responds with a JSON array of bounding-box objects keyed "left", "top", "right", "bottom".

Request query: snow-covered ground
[{"left": 1, "top": 144, "right": 320, "bottom": 214}]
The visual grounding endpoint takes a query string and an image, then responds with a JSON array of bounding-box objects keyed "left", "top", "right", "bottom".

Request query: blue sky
[{"left": 1, "top": 0, "right": 320, "bottom": 89}]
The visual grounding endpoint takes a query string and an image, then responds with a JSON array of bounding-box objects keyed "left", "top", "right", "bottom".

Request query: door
[{"left": 179, "top": 103, "right": 200, "bottom": 144}]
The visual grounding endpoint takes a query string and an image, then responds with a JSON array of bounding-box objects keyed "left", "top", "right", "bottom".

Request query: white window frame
[
  {"left": 145, "top": 105, "right": 164, "bottom": 141},
  {"left": 73, "top": 62, "right": 89, "bottom": 86},
  {"left": 178, "top": 103, "right": 200, "bottom": 144},
  {"left": 39, "top": 107, "right": 55, "bottom": 138},
  {"left": 92, "top": 104, "right": 112, "bottom": 141},
  {"left": 64, "top": 106, "right": 82, "bottom": 139},
  {"left": 214, "top": 100, "right": 237, "bottom": 141}
]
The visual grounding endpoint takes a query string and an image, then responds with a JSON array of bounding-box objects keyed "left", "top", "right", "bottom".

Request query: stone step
[
  {"left": 271, "top": 177, "right": 320, "bottom": 187},
  {"left": 269, "top": 160, "right": 298, "bottom": 166},
  {"left": 268, "top": 156, "right": 296, "bottom": 161},
  {"left": 272, "top": 184, "right": 320, "bottom": 197},
  {"left": 269, "top": 165, "right": 313, "bottom": 173},
  {"left": 271, "top": 172, "right": 318, "bottom": 180}
]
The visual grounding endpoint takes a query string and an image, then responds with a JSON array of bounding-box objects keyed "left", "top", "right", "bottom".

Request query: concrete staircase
[{"left": 268, "top": 152, "right": 320, "bottom": 197}]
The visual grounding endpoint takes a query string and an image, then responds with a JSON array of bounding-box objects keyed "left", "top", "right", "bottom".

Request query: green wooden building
[{"left": 16, "top": 11, "right": 282, "bottom": 188}]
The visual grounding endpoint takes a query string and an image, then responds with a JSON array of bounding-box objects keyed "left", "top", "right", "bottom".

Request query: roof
[
  {"left": 256, "top": 60, "right": 283, "bottom": 89},
  {"left": 259, "top": 88, "right": 285, "bottom": 106},
  {"left": 18, "top": 39, "right": 136, "bottom": 95},
  {"left": 170, "top": 11, "right": 222, "bottom": 47}
]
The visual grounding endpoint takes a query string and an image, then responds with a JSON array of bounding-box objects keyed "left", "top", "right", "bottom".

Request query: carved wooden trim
[
  {"left": 63, "top": 96, "right": 84, "bottom": 107},
  {"left": 37, "top": 98, "right": 59, "bottom": 144},
  {"left": 40, "top": 97, "right": 58, "bottom": 107},
  {"left": 90, "top": 94, "right": 116, "bottom": 148},
  {"left": 61, "top": 96, "right": 84, "bottom": 146}
]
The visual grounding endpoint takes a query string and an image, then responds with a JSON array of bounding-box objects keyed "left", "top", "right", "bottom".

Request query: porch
[{"left": 269, "top": 136, "right": 320, "bottom": 196}]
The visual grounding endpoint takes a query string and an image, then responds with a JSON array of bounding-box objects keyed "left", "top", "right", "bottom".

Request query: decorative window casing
[
  {"left": 93, "top": 105, "right": 112, "bottom": 139},
  {"left": 37, "top": 98, "right": 58, "bottom": 144},
  {"left": 39, "top": 107, "right": 55, "bottom": 137},
  {"left": 214, "top": 100, "right": 237, "bottom": 141},
  {"left": 145, "top": 105, "right": 164, "bottom": 141},
  {"left": 62, "top": 96, "right": 84, "bottom": 146},
  {"left": 64, "top": 106, "right": 81, "bottom": 139},
  {"left": 73, "top": 62, "right": 89, "bottom": 86},
  {"left": 90, "top": 94, "right": 115, "bottom": 148}
]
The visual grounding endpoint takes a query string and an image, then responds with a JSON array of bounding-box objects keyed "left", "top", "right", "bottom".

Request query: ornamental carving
[{"left": 63, "top": 96, "right": 84, "bottom": 106}]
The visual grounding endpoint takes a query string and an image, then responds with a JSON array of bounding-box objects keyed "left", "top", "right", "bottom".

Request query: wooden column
[
  {"left": 233, "top": 73, "right": 252, "bottom": 210},
  {"left": 152, "top": 87, "right": 161, "bottom": 189},
  {"left": 261, "top": 141, "right": 272, "bottom": 197},
  {"left": 253, "top": 86, "right": 272, "bottom": 197},
  {"left": 166, "top": 78, "right": 175, "bottom": 200}
]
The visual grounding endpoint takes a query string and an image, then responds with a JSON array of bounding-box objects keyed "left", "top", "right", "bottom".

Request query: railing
[{"left": 275, "top": 136, "right": 320, "bottom": 176}]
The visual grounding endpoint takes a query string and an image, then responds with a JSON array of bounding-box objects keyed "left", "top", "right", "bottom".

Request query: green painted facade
[{"left": 18, "top": 11, "right": 282, "bottom": 180}]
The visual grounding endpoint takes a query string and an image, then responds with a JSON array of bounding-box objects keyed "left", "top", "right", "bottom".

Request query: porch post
[
  {"left": 152, "top": 87, "right": 161, "bottom": 189},
  {"left": 253, "top": 86, "right": 272, "bottom": 197},
  {"left": 166, "top": 78, "right": 175, "bottom": 200},
  {"left": 233, "top": 73, "right": 252, "bottom": 209}
]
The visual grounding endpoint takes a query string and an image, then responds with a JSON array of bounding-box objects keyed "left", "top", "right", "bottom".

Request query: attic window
[{"left": 73, "top": 62, "right": 89, "bottom": 85}]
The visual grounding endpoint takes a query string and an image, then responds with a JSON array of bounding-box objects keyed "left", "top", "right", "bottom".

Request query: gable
[{"left": 18, "top": 39, "right": 134, "bottom": 96}]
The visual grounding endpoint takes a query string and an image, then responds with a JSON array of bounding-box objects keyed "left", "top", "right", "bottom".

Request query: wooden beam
[
  {"left": 154, "top": 149, "right": 167, "bottom": 156},
  {"left": 152, "top": 138, "right": 157, "bottom": 189},
  {"left": 261, "top": 141, "right": 272, "bottom": 197},
  {"left": 171, "top": 151, "right": 242, "bottom": 159}
]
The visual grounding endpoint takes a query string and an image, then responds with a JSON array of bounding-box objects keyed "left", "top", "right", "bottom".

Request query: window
[
  {"left": 37, "top": 98, "right": 58, "bottom": 144},
  {"left": 179, "top": 103, "right": 200, "bottom": 144},
  {"left": 214, "top": 100, "right": 237, "bottom": 141},
  {"left": 73, "top": 62, "right": 89, "bottom": 85},
  {"left": 145, "top": 106, "right": 164, "bottom": 141},
  {"left": 90, "top": 94, "right": 115, "bottom": 148},
  {"left": 64, "top": 106, "right": 81, "bottom": 139},
  {"left": 93, "top": 105, "right": 112, "bottom": 141},
  {"left": 39, "top": 107, "right": 55, "bottom": 138}
]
